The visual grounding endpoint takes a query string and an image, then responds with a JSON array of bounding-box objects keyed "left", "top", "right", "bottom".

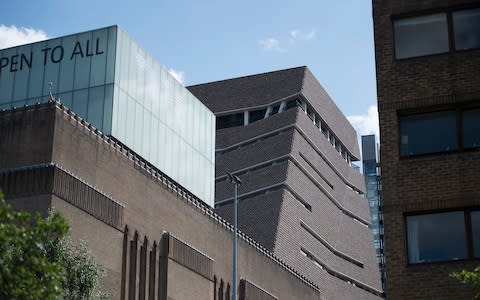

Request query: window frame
[
  {"left": 398, "top": 105, "right": 480, "bottom": 159},
  {"left": 404, "top": 208, "right": 480, "bottom": 265},
  {"left": 392, "top": 4, "right": 480, "bottom": 60}
]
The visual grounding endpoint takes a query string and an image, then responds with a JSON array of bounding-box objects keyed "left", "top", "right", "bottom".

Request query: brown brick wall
[
  {"left": 0, "top": 103, "right": 320, "bottom": 300},
  {"left": 373, "top": 0, "right": 480, "bottom": 299}
]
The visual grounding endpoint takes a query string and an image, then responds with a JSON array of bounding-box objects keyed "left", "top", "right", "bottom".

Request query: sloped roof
[{"left": 187, "top": 66, "right": 360, "bottom": 159}]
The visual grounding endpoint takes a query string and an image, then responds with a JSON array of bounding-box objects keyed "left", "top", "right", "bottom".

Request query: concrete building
[
  {"left": 361, "top": 135, "right": 385, "bottom": 291},
  {"left": 373, "top": 1, "right": 480, "bottom": 299},
  {"left": 188, "top": 67, "right": 383, "bottom": 299}
]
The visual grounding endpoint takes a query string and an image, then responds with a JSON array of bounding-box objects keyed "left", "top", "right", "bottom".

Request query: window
[
  {"left": 400, "top": 108, "right": 480, "bottom": 157},
  {"left": 472, "top": 211, "right": 480, "bottom": 258},
  {"left": 394, "top": 7, "right": 480, "bottom": 59},
  {"left": 249, "top": 108, "right": 266, "bottom": 123},
  {"left": 407, "top": 211, "right": 467, "bottom": 264},
  {"left": 321, "top": 122, "right": 328, "bottom": 138},
  {"left": 285, "top": 98, "right": 301, "bottom": 110},
  {"left": 400, "top": 111, "right": 457, "bottom": 156},
  {"left": 307, "top": 106, "right": 315, "bottom": 121},
  {"left": 462, "top": 108, "right": 480, "bottom": 148},
  {"left": 394, "top": 14, "right": 449, "bottom": 59},
  {"left": 270, "top": 103, "right": 280, "bottom": 115},
  {"left": 453, "top": 8, "right": 480, "bottom": 50},
  {"left": 216, "top": 113, "right": 243, "bottom": 129}
]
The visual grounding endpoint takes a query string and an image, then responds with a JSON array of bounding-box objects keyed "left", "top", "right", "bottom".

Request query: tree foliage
[
  {"left": 0, "top": 190, "right": 109, "bottom": 299},
  {"left": 451, "top": 266, "right": 480, "bottom": 299}
]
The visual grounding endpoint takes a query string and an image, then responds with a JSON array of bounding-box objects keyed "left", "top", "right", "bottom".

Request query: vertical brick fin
[
  {"left": 52, "top": 167, "right": 124, "bottom": 229},
  {"left": 121, "top": 228, "right": 162, "bottom": 300},
  {"left": 159, "top": 233, "right": 169, "bottom": 300},
  {"left": 239, "top": 278, "right": 278, "bottom": 300},
  {"left": 148, "top": 241, "right": 158, "bottom": 300},
  {"left": 166, "top": 232, "right": 214, "bottom": 280},
  {"left": 213, "top": 276, "right": 217, "bottom": 300},
  {"left": 129, "top": 231, "right": 139, "bottom": 300},
  {"left": 0, "top": 164, "right": 55, "bottom": 197},
  {"left": 225, "top": 283, "right": 230, "bottom": 300},
  {"left": 218, "top": 280, "right": 224, "bottom": 300},
  {"left": 121, "top": 225, "right": 129, "bottom": 300},
  {"left": 139, "top": 236, "right": 148, "bottom": 300},
  {"left": 0, "top": 164, "right": 124, "bottom": 229}
]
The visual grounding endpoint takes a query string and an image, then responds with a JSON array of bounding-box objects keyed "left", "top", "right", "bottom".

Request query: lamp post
[{"left": 226, "top": 171, "right": 242, "bottom": 300}]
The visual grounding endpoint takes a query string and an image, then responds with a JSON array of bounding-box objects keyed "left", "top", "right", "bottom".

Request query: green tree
[
  {"left": 451, "top": 266, "right": 480, "bottom": 299},
  {"left": 47, "top": 236, "right": 110, "bottom": 300},
  {"left": 0, "top": 189, "right": 109, "bottom": 299}
]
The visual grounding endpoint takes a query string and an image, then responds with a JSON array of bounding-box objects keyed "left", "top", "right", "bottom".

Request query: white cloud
[
  {"left": 289, "top": 29, "right": 316, "bottom": 41},
  {"left": 347, "top": 105, "right": 379, "bottom": 139},
  {"left": 168, "top": 68, "right": 185, "bottom": 85},
  {"left": 259, "top": 38, "right": 286, "bottom": 53},
  {"left": 0, "top": 24, "right": 48, "bottom": 49}
]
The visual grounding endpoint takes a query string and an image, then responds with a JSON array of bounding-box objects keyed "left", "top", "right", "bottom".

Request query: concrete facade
[
  {"left": 188, "top": 67, "right": 383, "bottom": 299},
  {"left": 373, "top": 0, "right": 480, "bottom": 299},
  {"left": 0, "top": 102, "right": 320, "bottom": 299}
]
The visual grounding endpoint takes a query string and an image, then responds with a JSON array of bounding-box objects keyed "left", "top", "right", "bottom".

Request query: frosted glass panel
[
  {"left": 27, "top": 41, "right": 47, "bottom": 99},
  {"left": 13, "top": 45, "right": 30, "bottom": 101},
  {"left": 90, "top": 28, "right": 108, "bottom": 86},
  {"left": 0, "top": 48, "right": 16, "bottom": 104},
  {"left": 73, "top": 32, "right": 93, "bottom": 90},
  {"left": 59, "top": 35, "right": 76, "bottom": 93},
  {"left": 87, "top": 86, "right": 104, "bottom": 129}
]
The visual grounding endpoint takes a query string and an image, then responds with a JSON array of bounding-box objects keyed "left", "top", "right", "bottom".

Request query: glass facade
[
  {"left": 0, "top": 26, "right": 215, "bottom": 206},
  {"left": 361, "top": 135, "right": 382, "bottom": 261},
  {"left": 0, "top": 27, "right": 117, "bottom": 129},
  {"left": 361, "top": 134, "right": 386, "bottom": 291}
]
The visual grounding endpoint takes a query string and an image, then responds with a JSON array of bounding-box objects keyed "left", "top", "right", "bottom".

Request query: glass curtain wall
[
  {"left": 111, "top": 28, "right": 215, "bottom": 205},
  {"left": 0, "top": 26, "right": 117, "bottom": 133},
  {"left": 0, "top": 26, "right": 215, "bottom": 206}
]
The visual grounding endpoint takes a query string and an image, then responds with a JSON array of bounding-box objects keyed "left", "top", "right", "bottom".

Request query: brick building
[
  {"left": 0, "top": 102, "right": 320, "bottom": 299},
  {"left": 0, "top": 26, "right": 382, "bottom": 299},
  {"left": 0, "top": 26, "right": 320, "bottom": 299},
  {"left": 188, "top": 67, "right": 383, "bottom": 299},
  {"left": 373, "top": 1, "right": 480, "bottom": 299}
]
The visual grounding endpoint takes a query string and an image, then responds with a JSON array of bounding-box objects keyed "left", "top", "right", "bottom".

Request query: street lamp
[{"left": 226, "top": 171, "right": 242, "bottom": 300}]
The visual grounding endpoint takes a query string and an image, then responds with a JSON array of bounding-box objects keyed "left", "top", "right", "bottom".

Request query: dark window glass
[
  {"left": 335, "top": 140, "right": 341, "bottom": 152},
  {"left": 394, "top": 14, "right": 449, "bottom": 59},
  {"left": 453, "top": 8, "right": 480, "bottom": 50},
  {"left": 271, "top": 104, "right": 280, "bottom": 115},
  {"left": 407, "top": 212, "right": 467, "bottom": 263},
  {"left": 321, "top": 122, "right": 328, "bottom": 137},
  {"left": 462, "top": 109, "right": 480, "bottom": 148},
  {"left": 249, "top": 108, "right": 266, "bottom": 123},
  {"left": 216, "top": 113, "right": 243, "bottom": 129},
  {"left": 307, "top": 107, "right": 315, "bottom": 121},
  {"left": 472, "top": 211, "right": 480, "bottom": 258},
  {"left": 400, "top": 111, "right": 457, "bottom": 156},
  {"left": 285, "top": 99, "right": 301, "bottom": 110}
]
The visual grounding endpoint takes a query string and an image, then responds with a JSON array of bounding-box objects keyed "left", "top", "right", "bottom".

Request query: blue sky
[{"left": 0, "top": 0, "right": 378, "bottom": 138}]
